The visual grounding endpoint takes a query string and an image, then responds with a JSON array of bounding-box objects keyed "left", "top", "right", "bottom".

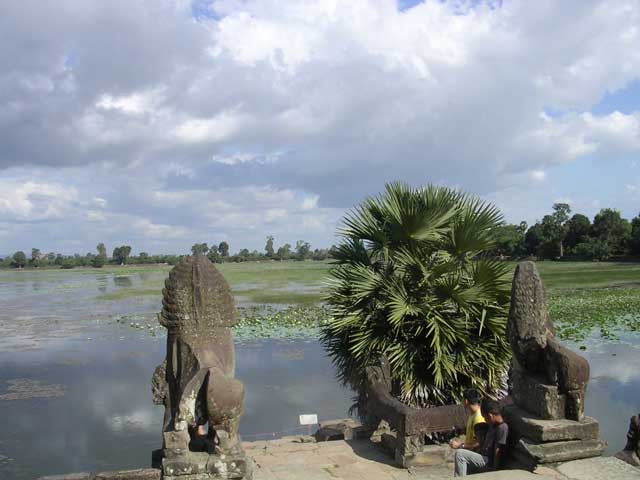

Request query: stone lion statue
[
  {"left": 616, "top": 414, "right": 640, "bottom": 468},
  {"left": 507, "top": 261, "right": 590, "bottom": 421},
  {"left": 151, "top": 256, "right": 251, "bottom": 479}
]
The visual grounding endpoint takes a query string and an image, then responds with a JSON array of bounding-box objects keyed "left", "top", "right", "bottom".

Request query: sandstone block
[
  {"left": 163, "top": 452, "right": 209, "bottom": 476},
  {"left": 511, "top": 367, "right": 566, "bottom": 420},
  {"left": 315, "top": 418, "right": 362, "bottom": 441},
  {"left": 504, "top": 405, "right": 599, "bottom": 443},
  {"left": 516, "top": 437, "right": 606, "bottom": 464}
]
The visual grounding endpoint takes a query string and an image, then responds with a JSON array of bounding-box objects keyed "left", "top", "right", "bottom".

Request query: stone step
[
  {"left": 504, "top": 405, "right": 600, "bottom": 443},
  {"left": 516, "top": 437, "right": 606, "bottom": 464}
]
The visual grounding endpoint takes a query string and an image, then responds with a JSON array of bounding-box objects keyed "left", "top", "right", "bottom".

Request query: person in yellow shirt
[{"left": 449, "top": 389, "right": 485, "bottom": 452}]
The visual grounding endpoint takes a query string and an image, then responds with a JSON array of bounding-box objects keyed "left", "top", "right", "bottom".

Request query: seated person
[
  {"left": 450, "top": 389, "right": 485, "bottom": 452},
  {"left": 453, "top": 400, "right": 509, "bottom": 477},
  {"left": 473, "top": 422, "right": 490, "bottom": 451}
]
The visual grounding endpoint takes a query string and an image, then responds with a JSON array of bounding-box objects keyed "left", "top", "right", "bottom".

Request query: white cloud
[
  {"left": 93, "top": 197, "right": 107, "bottom": 208},
  {"left": 211, "top": 151, "right": 282, "bottom": 165},
  {"left": 301, "top": 194, "right": 319, "bottom": 210},
  {"left": 582, "top": 111, "right": 640, "bottom": 151},
  {"left": 529, "top": 170, "right": 547, "bottom": 182},
  {"left": 265, "top": 208, "right": 287, "bottom": 221},
  {"left": 173, "top": 111, "right": 246, "bottom": 144},
  {"left": 1, "top": 0, "right": 640, "bottom": 252},
  {"left": 0, "top": 181, "right": 77, "bottom": 221},
  {"left": 95, "top": 90, "right": 161, "bottom": 115}
]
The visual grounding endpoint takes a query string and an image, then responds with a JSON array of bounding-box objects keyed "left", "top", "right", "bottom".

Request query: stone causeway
[{"left": 38, "top": 435, "right": 640, "bottom": 480}]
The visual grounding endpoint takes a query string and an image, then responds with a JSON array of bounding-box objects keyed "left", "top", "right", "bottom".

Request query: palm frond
[{"left": 321, "top": 182, "right": 511, "bottom": 408}]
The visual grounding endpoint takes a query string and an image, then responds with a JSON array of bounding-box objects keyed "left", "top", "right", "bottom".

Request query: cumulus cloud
[
  {"left": 0, "top": 181, "right": 78, "bottom": 222},
  {"left": 1, "top": 0, "right": 640, "bottom": 252}
]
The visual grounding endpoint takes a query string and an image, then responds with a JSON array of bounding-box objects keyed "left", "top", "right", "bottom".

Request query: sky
[{"left": 1, "top": 0, "right": 640, "bottom": 255}]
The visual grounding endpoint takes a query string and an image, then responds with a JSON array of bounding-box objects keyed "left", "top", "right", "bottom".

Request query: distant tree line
[
  {"left": 191, "top": 238, "right": 335, "bottom": 263},
  {"left": 6, "top": 204, "right": 636, "bottom": 270},
  {"left": 0, "top": 244, "right": 184, "bottom": 269},
  {"left": 1, "top": 237, "right": 337, "bottom": 269},
  {"left": 491, "top": 203, "right": 640, "bottom": 260}
]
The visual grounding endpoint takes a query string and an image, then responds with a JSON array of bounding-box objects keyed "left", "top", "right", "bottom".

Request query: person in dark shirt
[
  {"left": 473, "top": 422, "right": 490, "bottom": 452},
  {"left": 453, "top": 400, "right": 508, "bottom": 477}
]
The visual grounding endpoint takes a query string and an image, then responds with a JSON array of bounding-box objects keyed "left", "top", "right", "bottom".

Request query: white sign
[{"left": 299, "top": 414, "right": 318, "bottom": 425}]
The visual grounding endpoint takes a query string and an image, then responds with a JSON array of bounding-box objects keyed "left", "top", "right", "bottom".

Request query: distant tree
[
  {"left": 112, "top": 245, "right": 132, "bottom": 265},
  {"left": 311, "top": 248, "right": 329, "bottom": 260},
  {"left": 295, "top": 240, "right": 311, "bottom": 260},
  {"left": 630, "top": 215, "right": 640, "bottom": 255},
  {"left": 565, "top": 214, "right": 591, "bottom": 252},
  {"left": 276, "top": 243, "right": 292, "bottom": 261},
  {"left": 54, "top": 254, "right": 64, "bottom": 265},
  {"left": 207, "top": 249, "right": 221, "bottom": 263},
  {"left": 573, "top": 237, "right": 611, "bottom": 260},
  {"left": 60, "top": 258, "right": 76, "bottom": 269},
  {"left": 541, "top": 203, "right": 571, "bottom": 258},
  {"left": 13, "top": 251, "right": 27, "bottom": 268},
  {"left": 138, "top": 252, "right": 150, "bottom": 263},
  {"left": 591, "top": 208, "right": 631, "bottom": 255},
  {"left": 191, "top": 243, "right": 209, "bottom": 256},
  {"left": 92, "top": 255, "right": 106, "bottom": 268},
  {"left": 552, "top": 203, "right": 571, "bottom": 224},
  {"left": 47, "top": 252, "right": 56, "bottom": 262},
  {"left": 165, "top": 255, "right": 182, "bottom": 266},
  {"left": 81, "top": 253, "right": 94, "bottom": 267},
  {"left": 524, "top": 223, "right": 544, "bottom": 256},
  {"left": 491, "top": 222, "right": 527, "bottom": 258},
  {"left": 97, "top": 243, "right": 107, "bottom": 259},
  {"left": 265, "top": 236, "right": 275, "bottom": 258},
  {"left": 218, "top": 241, "right": 229, "bottom": 258},
  {"left": 30, "top": 248, "right": 42, "bottom": 267}
]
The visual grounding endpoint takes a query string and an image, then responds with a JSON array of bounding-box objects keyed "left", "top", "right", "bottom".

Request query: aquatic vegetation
[
  {"left": 112, "top": 305, "right": 332, "bottom": 340},
  {"left": 234, "top": 305, "right": 331, "bottom": 340},
  {"left": 0, "top": 379, "right": 65, "bottom": 401},
  {"left": 549, "top": 288, "right": 640, "bottom": 341},
  {"left": 7, "top": 260, "right": 640, "bottom": 343}
]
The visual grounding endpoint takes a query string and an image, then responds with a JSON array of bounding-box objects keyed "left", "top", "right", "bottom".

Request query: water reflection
[
  {"left": 0, "top": 269, "right": 638, "bottom": 478},
  {"left": 113, "top": 276, "right": 133, "bottom": 288},
  {"left": 571, "top": 335, "right": 640, "bottom": 454},
  {"left": 0, "top": 337, "right": 353, "bottom": 479}
]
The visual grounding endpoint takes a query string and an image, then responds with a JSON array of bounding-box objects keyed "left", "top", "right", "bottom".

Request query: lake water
[{"left": 0, "top": 269, "right": 638, "bottom": 479}]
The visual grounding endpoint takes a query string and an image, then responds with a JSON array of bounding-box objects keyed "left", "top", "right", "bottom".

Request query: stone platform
[{"left": 38, "top": 437, "right": 640, "bottom": 480}]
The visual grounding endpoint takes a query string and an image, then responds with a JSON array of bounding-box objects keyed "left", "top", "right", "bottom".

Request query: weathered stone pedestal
[
  {"left": 161, "top": 451, "right": 252, "bottom": 480},
  {"left": 505, "top": 405, "right": 605, "bottom": 469},
  {"left": 156, "top": 430, "right": 253, "bottom": 480}
]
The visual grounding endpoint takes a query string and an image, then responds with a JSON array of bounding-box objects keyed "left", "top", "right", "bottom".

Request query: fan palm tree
[{"left": 321, "top": 182, "right": 512, "bottom": 408}]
